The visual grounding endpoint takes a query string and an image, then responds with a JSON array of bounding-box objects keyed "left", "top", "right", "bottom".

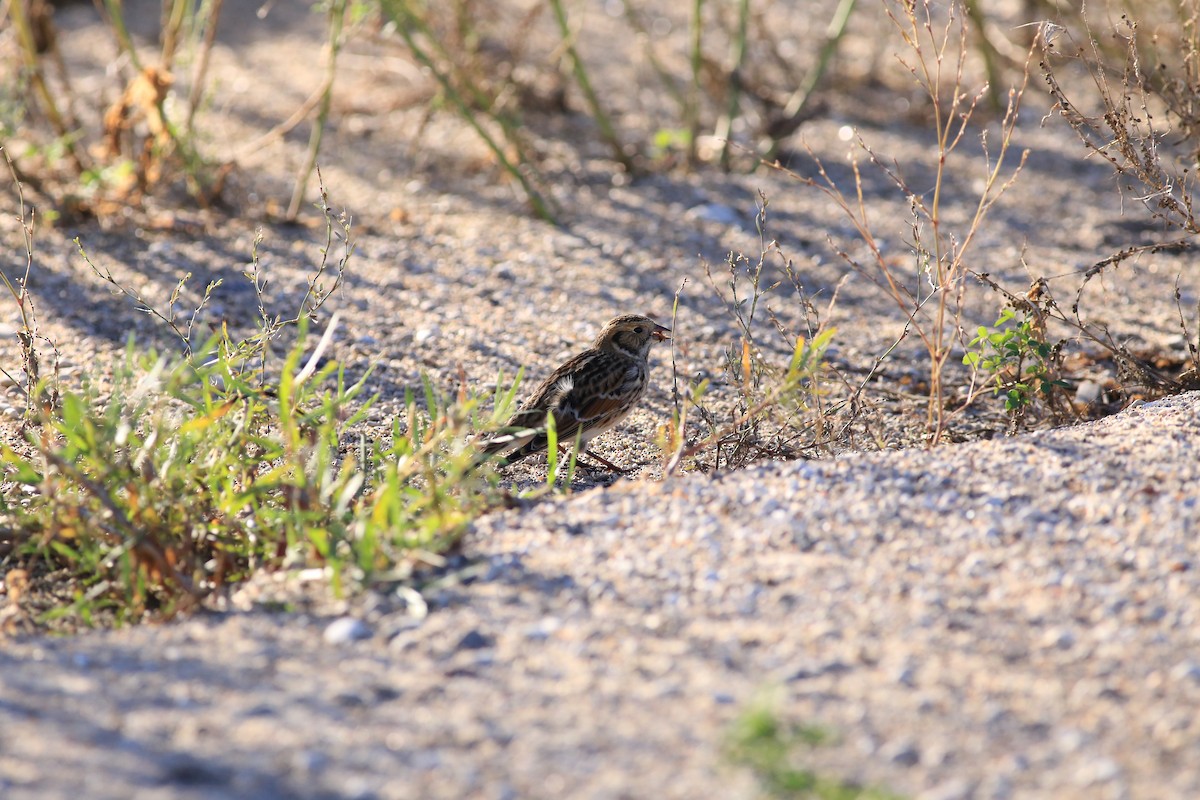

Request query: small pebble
[
  {"left": 455, "top": 629, "right": 493, "bottom": 651},
  {"left": 323, "top": 616, "right": 372, "bottom": 644},
  {"left": 685, "top": 203, "right": 740, "bottom": 225},
  {"left": 1074, "top": 379, "right": 1103, "bottom": 405}
]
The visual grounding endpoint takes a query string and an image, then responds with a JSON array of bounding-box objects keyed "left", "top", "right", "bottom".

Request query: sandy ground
[{"left": 2, "top": 1, "right": 1200, "bottom": 798}]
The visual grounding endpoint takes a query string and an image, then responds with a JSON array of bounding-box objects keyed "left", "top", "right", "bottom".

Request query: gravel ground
[
  {"left": 2, "top": 392, "right": 1200, "bottom": 799},
  {"left": 3, "top": 1, "right": 1200, "bottom": 798}
]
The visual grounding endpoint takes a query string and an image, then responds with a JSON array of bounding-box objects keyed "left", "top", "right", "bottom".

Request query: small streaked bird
[{"left": 479, "top": 314, "right": 671, "bottom": 472}]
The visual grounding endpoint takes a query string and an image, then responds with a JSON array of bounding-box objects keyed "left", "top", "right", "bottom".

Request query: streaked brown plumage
[{"left": 480, "top": 314, "right": 671, "bottom": 471}]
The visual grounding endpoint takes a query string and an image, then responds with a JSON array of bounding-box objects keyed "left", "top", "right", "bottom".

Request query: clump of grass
[
  {"left": 0, "top": 147, "right": 60, "bottom": 419},
  {"left": 89, "top": 0, "right": 236, "bottom": 206},
  {"left": 5, "top": 0, "right": 87, "bottom": 178},
  {"left": 2, "top": 320, "right": 498, "bottom": 626},
  {"left": 759, "top": 0, "right": 1032, "bottom": 442},
  {"left": 726, "top": 702, "right": 903, "bottom": 800},
  {"left": 1037, "top": 1, "right": 1200, "bottom": 156},
  {"left": 1033, "top": 9, "right": 1200, "bottom": 399},
  {"left": 949, "top": 7, "right": 1200, "bottom": 417},
  {"left": 0, "top": 175, "right": 505, "bottom": 628},
  {"left": 670, "top": 194, "right": 841, "bottom": 474},
  {"left": 1041, "top": 13, "right": 1197, "bottom": 238},
  {"left": 3, "top": 0, "right": 375, "bottom": 217},
  {"left": 377, "top": 0, "right": 556, "bottom": 221}
]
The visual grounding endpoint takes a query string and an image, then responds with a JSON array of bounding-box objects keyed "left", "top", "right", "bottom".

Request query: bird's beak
[{"left": 652, "top": 323, "right": 671, "bottom": 342}]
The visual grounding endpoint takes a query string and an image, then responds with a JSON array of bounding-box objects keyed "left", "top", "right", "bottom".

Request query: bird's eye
[{"left": 634, "top": 326, "right": 644, "bottom": 334}]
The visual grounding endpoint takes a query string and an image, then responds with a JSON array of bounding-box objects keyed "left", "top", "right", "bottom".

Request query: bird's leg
[
  {"left": 550, "top": 445, "right": 591, "bottom": 479},
  {"left": 579, "top": 448, "right": 629, "bottom": 474}
]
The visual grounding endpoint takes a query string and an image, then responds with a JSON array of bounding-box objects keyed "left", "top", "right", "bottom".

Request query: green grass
[
  {"left": 1, "top": 320, "right": 505, "bottom": 626},
  {"left": 0, "top": 175, "right": 528, "bottom": 627},
  {"left": 727, "top": 704, "right": 904, "bottom": 800}
]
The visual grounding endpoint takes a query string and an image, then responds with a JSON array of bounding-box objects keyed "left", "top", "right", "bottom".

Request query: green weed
[
  {"left": 1, "top": 320, "right": 496, "bottom": 625},
  {"left": 963, "top": 307, "right": 1068, "bottom": 414},
  {"left": 727, "top": 703, "right": 903, "bottom": 800},
  {"left": 0, "top": 177, "right": 501, "bottom": 627}
]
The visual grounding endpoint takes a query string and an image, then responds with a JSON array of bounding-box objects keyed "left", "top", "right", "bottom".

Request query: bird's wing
[
  {"left": 506, "top": 349, "right": 632, "bottom": 431},
  {"left": 480, "top": 347, "right": 644, "bottom": 463},
  {"left": 477, "top": 350, "right": 600, "bottom": 457},
  {"left": 549, "top": 351, "right": 640, "bottom": 443}
]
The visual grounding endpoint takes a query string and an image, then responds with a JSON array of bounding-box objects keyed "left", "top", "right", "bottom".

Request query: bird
[{"left": 478, "top": 314, "right": 671, "bottom": 472}]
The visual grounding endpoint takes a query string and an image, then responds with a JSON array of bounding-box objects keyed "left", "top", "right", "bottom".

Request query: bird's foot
[{"left": 579, "top": 448, "right": 630, "bottom": 474}]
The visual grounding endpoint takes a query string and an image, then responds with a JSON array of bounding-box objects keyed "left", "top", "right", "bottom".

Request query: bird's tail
[{"left": 472, "top": 426, "right": 543, "bottom": 470}]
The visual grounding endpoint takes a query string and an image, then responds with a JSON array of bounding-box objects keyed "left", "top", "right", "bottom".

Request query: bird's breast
[{"left": 622, "top": 361, "right": 647, "bottom": 391}]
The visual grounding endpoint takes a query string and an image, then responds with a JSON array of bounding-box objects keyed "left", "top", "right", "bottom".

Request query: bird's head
[{"left": 595, "top": 314, "right": 671, "bottom": 358}]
